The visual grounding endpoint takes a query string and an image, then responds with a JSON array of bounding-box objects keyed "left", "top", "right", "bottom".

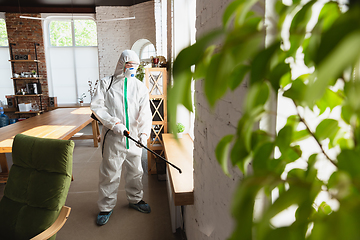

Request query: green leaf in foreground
[{"left": 215, "top": 134, "right": 234, "bottom": 176}]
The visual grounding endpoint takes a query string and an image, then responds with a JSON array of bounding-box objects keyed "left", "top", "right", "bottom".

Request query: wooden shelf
[
  {"left": 14, "top": 110, "right": 44, "bottom": 114},
  {"left": 145, "top": 68, "right": 167, "bottom": 175},
  {"left": 15, "top": 94, "right": 43, "bottom": 97},
  {"left": 12, "top": 77, "right": 42, "bottom": 80},
  {"left": 9, "top": 43, "right": 44, "bottom": 115},
  {"left": 9, "top": 60, "right": 41, "bottom": 63},
  {"left": 4, "top": 107, "right": 16, "bottom": 113}
]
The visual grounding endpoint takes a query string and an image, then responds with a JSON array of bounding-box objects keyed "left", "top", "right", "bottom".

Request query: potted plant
[
  {"left": 78, "top": 93, "right": 86, "bottom": 106},
  {"left": 170, "top": 1, "right": 360, "bottom": 239},
  {"left": 176, "top": 122, "right": 185, "bottom": 138},
  {"left": 88, "top": 79, "right": 99, "bottom": 100},
  {"left": 31, "top": 70, "right": 37, "bottom": 78},
  {"left": 136, "top": 63, "right": 145, "bottom": 82}
]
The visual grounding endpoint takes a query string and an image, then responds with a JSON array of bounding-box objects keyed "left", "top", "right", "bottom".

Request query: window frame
[
  {"left": 44, "top": 15, "right": 97, "bottom": 48},
  {"left": 0, "top": 12, "right": 12, "bottom": 105},
  {"left": 42, "top": 13, "right": 99, "bottom": 104},
  {"left": 140, "top": 42, "right": 156, "bottom": 61}
]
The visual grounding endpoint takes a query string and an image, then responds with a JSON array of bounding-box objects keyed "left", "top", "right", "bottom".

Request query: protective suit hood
[{"left": 114, "top": 50, "right": 140, "bottom": 78}]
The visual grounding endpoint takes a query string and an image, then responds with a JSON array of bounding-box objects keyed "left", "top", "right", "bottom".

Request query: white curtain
[
  {"left": 0, "top": 47, "right": 13, "bottom": 105},
  {"left": 47, "top": 46, "right": 99, "bottom": 104}
]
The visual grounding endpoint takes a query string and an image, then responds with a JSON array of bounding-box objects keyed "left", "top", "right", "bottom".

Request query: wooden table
[{"left": 0, "top": 107, "right": 100, "bottom": 183}]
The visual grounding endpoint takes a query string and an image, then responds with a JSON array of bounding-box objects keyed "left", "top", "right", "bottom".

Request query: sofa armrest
[{"left": 30, "top": 206, "right": 71, "bottom": 240}]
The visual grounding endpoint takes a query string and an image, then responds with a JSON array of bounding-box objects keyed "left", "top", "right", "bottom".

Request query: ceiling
[{"left": 0, "top": 0, "right": 152, "bottom": 13}]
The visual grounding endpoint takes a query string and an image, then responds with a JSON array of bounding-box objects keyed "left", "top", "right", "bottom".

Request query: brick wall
[
  {"left": 5, "top": 13, "right": 49, "bottom": 114},
  {"left": 96, "top": 2, "right": 155, "bottom": 78},
  {"left": 184, "top": 0, "right": 250, "bottom": 239},
  {"left": 130, "top": 2, "right": 156, "bottom": 52}
]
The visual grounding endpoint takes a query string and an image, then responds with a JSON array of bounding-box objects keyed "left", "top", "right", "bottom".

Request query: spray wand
[{"left": 123, "top": 131, "right": 182, "bottom": 174}]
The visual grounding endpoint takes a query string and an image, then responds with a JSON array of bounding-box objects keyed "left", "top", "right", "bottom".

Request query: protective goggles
[{"left": 125, "top": 62, "right": 139, "bottom": 68}]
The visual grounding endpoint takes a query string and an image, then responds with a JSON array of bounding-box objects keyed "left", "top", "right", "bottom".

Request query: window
[
  {"left": 44, "top": 16, "right": 99, "bottom": 104},
  {"left": 171, "top": 0, "right": 196, "bottom": 139},
  {"left": 49, "top": 19, "right": 97, "bottom": 47},
  {"left": 74, "top": 20, "right": 97, "bottom": 46},
  {"left": 131, "top": 39, "right": 156, "bottom": 63},
  {"left": 140, "top": 43, "right": 156, "bottom": 60},
  {"left": 0, "top": 18, "right": 8, "bottom": 46},
  {"left": 49, "top": 21, "right": 72, "bottom": 46},
  {"left": 0, "top": 15, "right": 12, "bottom": 105}
]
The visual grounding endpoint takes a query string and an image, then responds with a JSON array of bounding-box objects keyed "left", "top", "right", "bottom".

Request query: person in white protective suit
[{"left": 91, "top": 50, "right": 152, "bottom": 226}]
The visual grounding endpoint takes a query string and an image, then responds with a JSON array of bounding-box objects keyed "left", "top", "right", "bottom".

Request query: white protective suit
[{"left": 91, "top": 50, "right": 152, "bottom": 212}]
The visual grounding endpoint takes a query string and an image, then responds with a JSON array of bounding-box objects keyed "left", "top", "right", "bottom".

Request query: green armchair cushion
[{"left": 0, "top": 134, "right": 74, "bottom": 240}]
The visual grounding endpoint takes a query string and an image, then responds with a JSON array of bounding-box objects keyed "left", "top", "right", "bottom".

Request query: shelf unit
[
  {"left": 9, "top": 43, "right": 43, "bottom": 115},
  {"left": 145, "top": 68, "right": 167, "bottom": 174},
  {"left": 9, "top": 60, "right": 41, "bottom": 63}
]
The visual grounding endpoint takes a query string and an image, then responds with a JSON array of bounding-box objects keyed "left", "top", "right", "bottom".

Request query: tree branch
[{"left": 293, "top": 102, "right": 338, "bottom": 168}]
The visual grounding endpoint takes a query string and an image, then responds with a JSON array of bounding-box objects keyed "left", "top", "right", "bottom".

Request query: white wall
[
  {"left": 96, "top": 2, "right": 156, "bottom": 78},
  {"left": 184, "top": 0, "right": 249, "bottom": 239},
  {"left": 130, "top": 2, "right": 156, "bottom": 53}
]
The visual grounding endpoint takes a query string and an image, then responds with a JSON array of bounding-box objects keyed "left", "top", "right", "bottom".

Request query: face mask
[{"left": 124, "top": 67, "right": 137, "bottom": 78}]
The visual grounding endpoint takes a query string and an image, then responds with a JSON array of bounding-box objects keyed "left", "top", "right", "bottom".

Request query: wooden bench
[{"left": 162, "top": 133, "right": 194, "bottom": 232}]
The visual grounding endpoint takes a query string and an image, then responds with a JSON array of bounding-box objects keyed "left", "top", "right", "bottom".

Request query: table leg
[
  {"left": 91, "top": 120, "right": 99, "bottom": 148},
  {"left": 96, "top": 121, "right": 101, "bottom": 142},
  {"left": 0, "top": 153, "right": 9, "bottom": 183}
]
